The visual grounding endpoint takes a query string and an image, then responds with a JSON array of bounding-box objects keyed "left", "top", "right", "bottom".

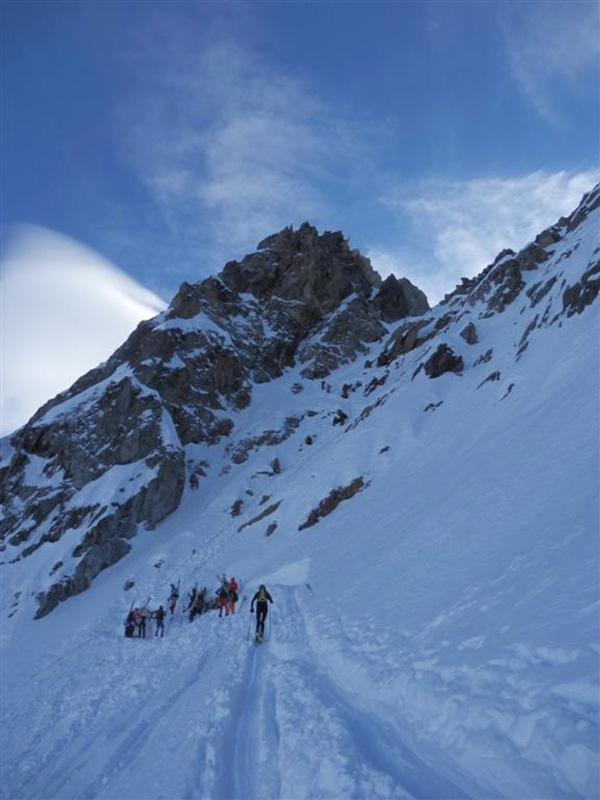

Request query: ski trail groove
[
  {"left": 215, "top": 643, "right": 262, "bottom": 800},
  {"left": 266, "top": 586, "right": 473, "bottom": 799}
]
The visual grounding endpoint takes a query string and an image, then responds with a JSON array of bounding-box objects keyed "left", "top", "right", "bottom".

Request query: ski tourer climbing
[
  {"left": 250, "top": 584, "right": 273, "bottom": 643},
  {"left": 124, "top": 609, "right": 136, "bottom": 638},
  {"left": 185, "top": 586, "right": 197, "bottom": 614},
  {"left": 188, "top": 587, "right": 207, "bottom": 621},
  {"left": 228, "top": 577, "right": 239, "bottom": 614},
  {"left": 168, "top": 583, "right": 179, "bottom": 615},
  {"left": 217, "top": 583, "right": 230, "bottom": 617}
]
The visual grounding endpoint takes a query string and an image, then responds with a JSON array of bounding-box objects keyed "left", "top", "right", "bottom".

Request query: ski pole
[{"left": 246, "top": 610, "right": 253, "bottom": 642}]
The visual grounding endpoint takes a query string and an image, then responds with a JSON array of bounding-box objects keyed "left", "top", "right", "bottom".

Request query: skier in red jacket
[{"left": 228, "top": 577, "right": 239, "bottom": 614}]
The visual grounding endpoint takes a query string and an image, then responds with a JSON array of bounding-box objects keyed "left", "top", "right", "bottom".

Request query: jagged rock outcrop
[
  {"left": 460, "top": 322, "right": 479, "bottom": 345},
  {"left": 376, "top": 318, "right": 434, "bottom": 366},
  {"left": 376, "top": 183, "right": 599, "bottom": 380},
  {"left": 298, "top": 477, "right": 366, "bottom": 530},
  {"left": 373, "top": 275, "right": 429, "bottom": 323},
  {"left": 224, "top": 223, "right": 380, "bottom": 310},
  {"left": 0, "top": 222, "right": 428, "bottom": 617},
  {"left": 442, "top": 183, "right": 600, "bottom": 315},
  {"left": 423, "top": 344, "right": 464, "bottom": 378},
  {"left": 563, "top": 264, "right": 600, "bottom": 316}
]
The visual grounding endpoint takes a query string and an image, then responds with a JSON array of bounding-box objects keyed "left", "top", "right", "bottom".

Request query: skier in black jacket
[
  {"left": 153, "top": 605, "right": 166, "bottom": 638},
  {"left": 250, "top": 584, "right": 273, "bottom": 643}
]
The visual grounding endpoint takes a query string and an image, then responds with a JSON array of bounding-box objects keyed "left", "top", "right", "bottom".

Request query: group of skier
[
  {"left": 216, "top": 575, "right": 273, "bottom": 642},
  {"left": 185, "top": 585, "right": 209, "bottom": 621},
  {"left": 124, "top": 603, "right": 166, "bottom": 639},
  {"left": 123, "top": 576, "right": 274, "bottom": 643}
]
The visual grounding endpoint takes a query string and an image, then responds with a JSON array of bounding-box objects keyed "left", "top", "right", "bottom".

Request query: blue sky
[{"left": 2, "top": 0, "right": 599, "bottom": 305}]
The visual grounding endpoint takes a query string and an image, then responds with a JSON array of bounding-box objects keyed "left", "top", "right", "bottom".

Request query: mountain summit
[{"left": 1, "top": 223, "right": 428, "bottom": 617}]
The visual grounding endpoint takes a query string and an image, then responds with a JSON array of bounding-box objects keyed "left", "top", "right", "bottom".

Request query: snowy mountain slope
[
  {"left": 1, "top": 186, "right": 599, "bottom": 799},
  {"left": 0, "top": 223, "right": 428, "bottom": 619}
]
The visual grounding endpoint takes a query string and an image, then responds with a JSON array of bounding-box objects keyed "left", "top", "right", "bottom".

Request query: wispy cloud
[
  {"left": 111, "top": 12, "right": 598, "bottom": 307},
  {"left": 375, "top": 170, "right": 598, "bottom": 304},
  {"left": 118, "top": 37, "right": 365, "bottom": 269},
  {"left": 504, "top": 1, "right": 600, "bottom": 123}
]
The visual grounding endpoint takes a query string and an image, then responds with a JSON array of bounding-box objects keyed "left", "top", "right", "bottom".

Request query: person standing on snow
[
  {"left": 138, "top": 604, "right": 151, "bottom": 638},
  {"left": 124, "top": 609, "right": 136, "bottom": 638},
  {"left": 185, "top": 586, "right": 197, "bottom": 613},
  {"left": 168, "top": 583, "right": 179, "bottom": 615},
  {"left": 250, "top": 584, "right": 273, "bottom": 642},
  {"left": 217, "top": 583, "right": 230, "bottom": 617},
  {"left": 153, "top": 605, "right": 166, "bottom": 638},
  {"left": 228, "top": 577, "right": 239, "bottom": 615}
]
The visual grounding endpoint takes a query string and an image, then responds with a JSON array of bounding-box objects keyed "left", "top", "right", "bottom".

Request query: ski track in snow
[
  {"left": 2, "top": 572, "right": 599, "bottom": 799},
  {"left": 2, "top": 587, "right": 489, "bottom": 800},
  {"left": 267, "top": 590, "right": 470, "bottom": 800}
]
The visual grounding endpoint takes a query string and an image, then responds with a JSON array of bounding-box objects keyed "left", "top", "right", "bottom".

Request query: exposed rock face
[
  {"left": 376, "top": 318, "right": 434, "bottom": 366},
  {"left": 223, "top": 223, "right": 380, "bottom": 311},
  {"left": 297, "top": 297, "right": 387, "bottom": 379},
  {"left": 298, "top": 477, "right": 366, "bottom": 530},
  {"left": 442, "top": 183, "right": 600, "bottom": 314},
  {"left": 460, "top": 322, "right": 479, "bottom": 345},
  {"left": 424, "top": 344, "right": 464, "bottom": 378},
  {"left": 563, "top": 264, "right": 600, "bottom": 316},
  {"left": 379, "top": 183, "right": 600, "bottom": 381},
  {"left": 373, "top": 275, "right": 429, "bottom": 323},
  {"left": 0, "top": 222, "right": 428, "bottom": 617}
]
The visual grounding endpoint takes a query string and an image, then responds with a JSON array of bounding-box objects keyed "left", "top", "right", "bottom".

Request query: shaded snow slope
[{"left": 1, "top": 192, "right": 599, "bottom": 799}]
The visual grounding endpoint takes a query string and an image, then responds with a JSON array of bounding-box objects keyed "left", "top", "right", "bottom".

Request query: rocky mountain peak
[
  {"left": 221, "top": 222, "right": 381, "bottom": 312},
  {"left": 4, "top": 182, "right": 597, "bottom": 621},
  {"left": 0, "top": 221, "right": 432, "bottom": 618}
]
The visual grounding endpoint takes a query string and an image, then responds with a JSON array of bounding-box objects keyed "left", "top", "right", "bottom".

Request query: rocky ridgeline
[
  {"left": 0, "top": 223, "right": 428, "bottom": 617},
  {"left": 1, "top": 183, "right": 598, "bottom": 618},
  {"left": 377, "top": 183, "right": 600, "bottom": 373}
]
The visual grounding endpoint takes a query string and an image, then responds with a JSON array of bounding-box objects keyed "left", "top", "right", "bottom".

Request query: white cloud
[
  {"left": 120, "top": 40, "right": 348, "bottom": 261},
  {"left": 376, "top": 169, "right": 598, "bottom": 305},
  {"left": 115, "top": 31, "right": 385, "bottom": 282},
  {"left": 0, "top": 226, "right": 166, "bottom": 437},
  {"left": 504, "top": 2, "right": 600, "bottom": 123}
]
